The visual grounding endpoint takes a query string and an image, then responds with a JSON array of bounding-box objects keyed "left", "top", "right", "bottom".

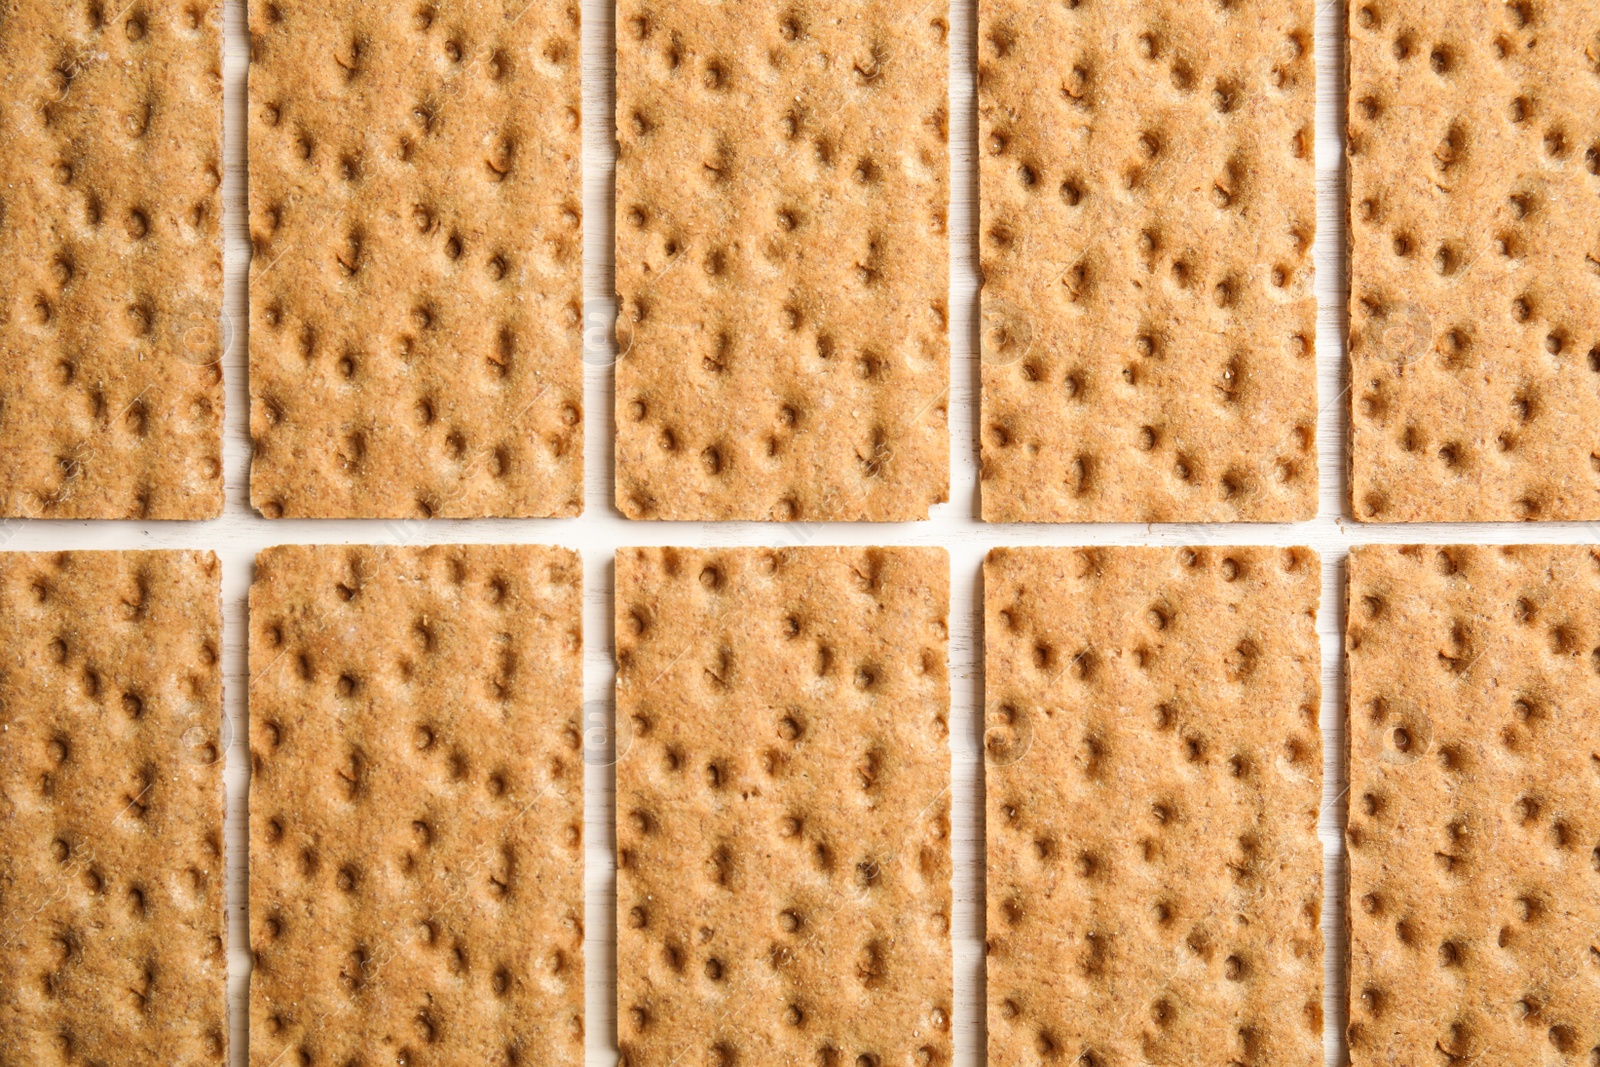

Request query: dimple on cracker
[
  {"left": 248, "top": 0, "right": 583, "bottom": 518},
  {"left": 248, "top": 544, "right": 584, "bottom": 1067},
  {"left": 615, "top": 546, "right": 952, "bottom": 1066},
  {"left": 0, "top": 2, "right": 224, "bottom": 518},
  {"left": 978, "top": 0, "right": 1318, "bottom": 522},
  {"left": 1348, "top": 1, "right": 1600, "bottom": 521},
  {"left": 0, "top": 550, "right": 225, "bottom": 1065},
  {"left": 615, "top": 1, "right": 950, "bottom": 521},
  {"left": 985, "top": 546, "right": 1323, "bottom": 1065},
  {"left": 1346, "top": 545, "right": 1600, "bottom": 1064}
]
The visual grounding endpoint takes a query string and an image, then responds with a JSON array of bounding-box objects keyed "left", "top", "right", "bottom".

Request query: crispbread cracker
[
  {"left": 615, "top": 547, "right": 952, "bottom": 1066},
  {"left": 978, "top": 1, "right": 1318, "bottom": 522},
  {"left": 248, "top": 0, "right": 583, "bottom": 519},
  {"left": 1346, "top": 545, "right": 1600, "bottom": 1064},
  {"left": 0, "top": 550, "right": 225, "bottom": 1065},
  {"left": 0, "top": 2, "right": 224, "bottom": 518},
  {"left": 615, "top": 2, "right": 950, "bottom": 521},
  {"left": 985, "top": 546, "right": 1323, "bottom": 1066},
  {"left": 248, "top": 544, "right": 583, "bottom": 1067},
  {"left": 1348, "top": 2, "right": 1600, "bottom": 521}
]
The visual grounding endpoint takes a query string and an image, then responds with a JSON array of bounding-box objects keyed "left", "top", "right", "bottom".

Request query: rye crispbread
[
  {"left": 615, "top": 546, "right": 952, "bottom": 1066},
  {"left": 615, "top": 2, "right": 950, "bottom": 521},
  {"left": 0, "top": 550, "right": 225, "bottom": 1065},
  {"left": 979, "top": 1, "right": 1318, "bottom": 522},
  {"left": 985, "top": 546, "right": 1324, "bottom": 1066},
  {"left": 1348, "top": 1, "right": 1600, "bottom": 521},
  {"left": 248, "top": 0, "right": 583, "bottom": 518},
  {"left": 248, "top": 544, "right": 584, "bottom": 1066},
  {"left": 0, "top": 2, "right": 224, "bottom": 518},
  {"left": 1346, "top": 545, "right": 1600, "bottom": 1064}
]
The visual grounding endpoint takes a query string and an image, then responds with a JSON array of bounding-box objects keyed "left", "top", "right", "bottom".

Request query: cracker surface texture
[
  {"left": 978, "top": 1, "right": 1317, "bottom": 522},
  {"left": 0, "top": 550, "right": 225, "bottom": 1064},
  {"left": 985, "top": 546, "right": 1324, "bottom": 1066},
  {"left": 0, "top": 2, "right": 224, "bottom": 518},
  {"left": 248, "top": 0, "right": 583, "bottom": 518},
  {"left": 1348, "top": 2, "right": 1600, "bottom": 521},
  {"left": 615, "top": 1, "right": 950, "bottom": 521},
  {"left": 1346, "top": 545, "right": 1600, "bottom": 1064},
  {"left": 248, "top": 544, "right": 584, "bottom": 1066},
  {"left": 616, "top": 546, "right": 952, "bottom": 1065}
]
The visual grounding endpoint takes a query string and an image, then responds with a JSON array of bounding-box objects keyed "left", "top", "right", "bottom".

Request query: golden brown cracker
[
  {"left": 1348, "top": 1, "right": 1600, "bottom": 521},
  {"left": 248, "top": 544, "right": 584, "bottom": 1066},
  {"left": 985, "top": 546, "right": 1323, "bottom": 1065},
  {"left": 615, "top": 546, "right": 952, "bottom": 1066},
  {"left": 0, "top": 550, "right": 225, "bottom": 1064},
  {"left": 248, "top": 0, "right": 583, "bottom": 518},
  {"left": 1346, "top": 545, "right": 1600, "bottom": 1064},
  {"left": 615, "top": 1, "right": 950, "bottom": 521},
  {"left": 0, "top": 2, "right": 224, "bottom": 518},
  {"left": 978, "top": 0, "right": 1318, "bottom": 522}
]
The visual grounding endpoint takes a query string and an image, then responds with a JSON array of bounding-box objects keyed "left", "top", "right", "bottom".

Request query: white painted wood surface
[{"left": 5, "top": 0, "right": 1593, "bottom": 1063}]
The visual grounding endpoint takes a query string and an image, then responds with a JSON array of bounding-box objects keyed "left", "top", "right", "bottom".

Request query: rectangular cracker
[
  {"left": 984, "top": 546, "right": 1324, "bottom": 1066},
  {"left": 1348, "top": 3, "right": 1600, "bottom": 521},
  {"left": 978, "top": 1, "right": 1318, "bottom": 522},
  {"left": 0, "top": 3, "right": 224, "bottom": 518},
  {"left": 247, "top": 0, "right": 583, "bottom": 518},
  {"left": 615, "top": 2, "right": 950, "bottom": 521},
  {"left": 248, "top": 544, "right": 584, "bottom": 1067},
  {"left": 1346, "top": 545, "right": 1600, "bottom": 1064},
  {"left": 615, "top": 546, "right": 952, "bottom": 1065},
  {"left": 0, "top": 550, "right": 225, "bottom": 1065}
]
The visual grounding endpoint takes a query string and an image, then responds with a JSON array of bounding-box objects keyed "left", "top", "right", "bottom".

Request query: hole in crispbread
[
  {"left": 1546, "top": 1026, "right": 1579, "bottom": 1054},
  {"left": 1212, "top": 78, "right": 1241, "bottom": 113},
  {"left": 1433, "top": 242, "right": 1464, "bottom": 276}
]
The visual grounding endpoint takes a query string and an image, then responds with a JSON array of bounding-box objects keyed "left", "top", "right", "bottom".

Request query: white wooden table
[{"left": 6, "top": 0, "right": 1591, "bottom": 1063}]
